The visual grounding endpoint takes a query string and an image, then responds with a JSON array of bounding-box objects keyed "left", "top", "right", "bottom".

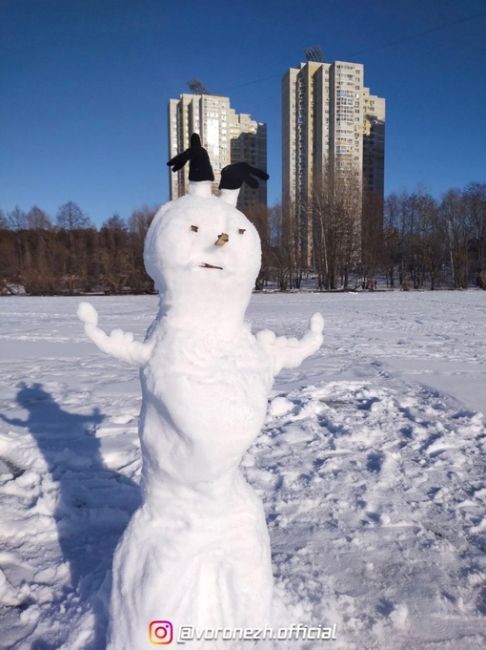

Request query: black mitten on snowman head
[
  {"left": 167, "top": 133, "right": 214, "bottom": 182},
  {"left": 219, "top": 162, "right": 269, "bottom": 190}
]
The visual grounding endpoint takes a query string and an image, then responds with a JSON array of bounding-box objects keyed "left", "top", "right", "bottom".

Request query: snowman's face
[{"left": 144, "top": 195, "right": 261, "bottom": 301}]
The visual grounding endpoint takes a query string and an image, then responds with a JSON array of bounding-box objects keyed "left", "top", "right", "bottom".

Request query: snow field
[{"left": 0, "top": 292, "right": 485, "bottom": 649}]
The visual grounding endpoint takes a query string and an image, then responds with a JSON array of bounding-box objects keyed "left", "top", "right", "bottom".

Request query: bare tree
[
  {"left": 127, "top": 206, "right": 157, "bottom": 292},
  {"left": 26, "top": 206, "right": 52, "bottom": 229},
  {"left": 56, "top": 201, "right": 90, "bottom": 230},
  {"left": 0, "top": 209, "right": 8, "bottom": 229},
  {"left": 464, "top": 183, "right": 486, "bottom": 279},
  {"left": 362, "top": 191, "right": 384, "bottom": 287},
  {"left": 441, "top": 189, "right": 471, "bottom": 289},
  {"left": 103, "top": 213, "right": 127, "bottom": 231},
  {"left": 312, "top": 168, "right": 361, "bottom": 290},
  {"left": 416, "top": 193, "right": 444, "bottom": 290},
  {"left": 97, "top": 214, "right": 130, "bottom": 292},
  {"left": 128, "top": 206, "right": 157, "bottom": 239},
  {"left": 271, "top": 198, "right": 306, "bottom": 290},
  {"left": 267, "top": 202, "right": 295, "bottom": 290},
  {"left": 244, "top": 203, "right": 271, "bottom": 289},
  {"left": 8, "top": 206, "right": 27, "bottom": 230}
]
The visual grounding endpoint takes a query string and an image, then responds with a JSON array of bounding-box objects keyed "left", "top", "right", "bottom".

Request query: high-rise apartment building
[
  {"left": 168, "top": 94, "right": 267, "bottom": 213},
  {"left": 363, "top": 89, "right": 385, "bottom": 197},
  {"left": 282, "top": 59, "right": 385, "bottom": 267}
]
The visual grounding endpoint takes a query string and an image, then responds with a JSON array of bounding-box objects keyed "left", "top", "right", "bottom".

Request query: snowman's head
[
  {"left": 144, "top": 135, "right": 268, "bottom": 328},
  {"left": 144, "top": 189, "right": 261, "bottom": 324}
]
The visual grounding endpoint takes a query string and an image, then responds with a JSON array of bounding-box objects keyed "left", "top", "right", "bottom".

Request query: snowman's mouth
[{"left": 200, "top": 262, "right": 224, "bottom": 270}]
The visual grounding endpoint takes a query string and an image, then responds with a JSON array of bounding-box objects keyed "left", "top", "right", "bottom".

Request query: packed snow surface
[{"left": 0, "top": 291, "right": 485, "bottom": 649}]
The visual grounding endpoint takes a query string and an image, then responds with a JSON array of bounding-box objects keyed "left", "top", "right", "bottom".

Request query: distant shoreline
[{"left": 1, "top": 287, "right": 483, "bottom": 298}]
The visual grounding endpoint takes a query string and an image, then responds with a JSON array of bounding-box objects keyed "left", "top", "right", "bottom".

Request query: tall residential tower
[
  {"left": 282, "top": 58, "right": 385, "bottom": 267},
  {"left": 168, "top": 94, "right": 267, "bottom": 213}
]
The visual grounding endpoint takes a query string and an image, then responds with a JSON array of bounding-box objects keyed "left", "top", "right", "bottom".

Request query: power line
[
  {"left": 347, "top": 8, "right": 486, "bottom": 58},
  {"left": 220, "top": 73, "right": 280, "bottom": 92},
  {"left": 220, "top": 8, "right": 486, "bottom": 93}
]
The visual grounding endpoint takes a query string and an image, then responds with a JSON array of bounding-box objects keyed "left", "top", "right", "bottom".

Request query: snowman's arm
[
  {"left": 0, "top": 413, "right": 27, "bottom": 428},
  {"left": 256, "top": 312, "right": 324, "bottom": 375},
  {"left": 77, "top": 302, "right": 153, "bottom": 367}
]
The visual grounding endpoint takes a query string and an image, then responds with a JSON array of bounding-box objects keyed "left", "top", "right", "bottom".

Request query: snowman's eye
[
  {"left": 190, "top": 225, "right": 199, "bottom": 232},
  {"left": 238, "top": 229, "right": 246, "bottom": 235}
]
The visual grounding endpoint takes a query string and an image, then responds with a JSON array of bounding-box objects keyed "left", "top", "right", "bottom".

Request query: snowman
[{"left": 78, "top": 134, "right": 324, "bottom": 648}]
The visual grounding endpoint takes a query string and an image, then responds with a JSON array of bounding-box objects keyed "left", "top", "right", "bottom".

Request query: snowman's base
[{"left": 106, "top": 471, "right": 273, "bottom": 649}]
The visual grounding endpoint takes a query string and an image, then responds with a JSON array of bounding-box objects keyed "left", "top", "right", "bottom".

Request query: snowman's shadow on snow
[{"left": 0, "top": 382, "right": 141, "bottom": 650}]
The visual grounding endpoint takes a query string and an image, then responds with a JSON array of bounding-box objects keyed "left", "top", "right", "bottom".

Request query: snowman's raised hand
[
  {"left": 256, "top": 312, "right": 324, "bottom": 376},
  {"left": 77, "top": 302, "right": 153, "bottom": 367}
]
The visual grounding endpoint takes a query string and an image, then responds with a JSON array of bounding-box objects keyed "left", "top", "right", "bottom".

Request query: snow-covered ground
[{"left": 0, "top": 292, "right": 485, "bottom": 649}]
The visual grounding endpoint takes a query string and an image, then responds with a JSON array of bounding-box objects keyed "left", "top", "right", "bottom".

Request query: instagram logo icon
[{"left": 148, "top": 620, "right": 173, "bottom": 644}]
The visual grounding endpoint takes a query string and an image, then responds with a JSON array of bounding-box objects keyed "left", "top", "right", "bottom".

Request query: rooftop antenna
[
  {"left": 304, "top": 46, "right": 325, "bottom": 63},
  {"left": 187, "top": 80, "right": 209, "bottom": 95}
]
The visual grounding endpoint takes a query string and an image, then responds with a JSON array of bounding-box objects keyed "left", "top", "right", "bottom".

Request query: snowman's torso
[{"left": 140, "top": 323, "right": 272, "bottom": 485}]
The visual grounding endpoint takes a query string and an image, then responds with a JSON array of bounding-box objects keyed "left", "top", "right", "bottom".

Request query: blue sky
[{"left": 1, "top": 0, "right": 486, "bottom": 225}]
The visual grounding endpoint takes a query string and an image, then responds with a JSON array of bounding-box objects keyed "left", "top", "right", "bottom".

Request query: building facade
[
  {"left": 168, "top": 94, "right": 267, "bottom": 213},
  {"left": 362, "top": 89, "right": 385, "bottom": 197},
  {"left": 282, "top": 59, "right": 385, "bottom": 267}
]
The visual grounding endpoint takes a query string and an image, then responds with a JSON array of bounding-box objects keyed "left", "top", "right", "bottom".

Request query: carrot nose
[{"left": 215, "top": 232, "right": 229, "bottom": 246}]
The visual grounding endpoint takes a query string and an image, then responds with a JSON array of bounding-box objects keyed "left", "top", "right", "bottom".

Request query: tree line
[
  {"left": 0, "top": 202, "right": 157, "bottom": 294},
  {"left": 1, "top": 183, "right": 486, "bottom": 295},
  {"left": 250, "top": 181, "right": 486, "bottom": 291}
]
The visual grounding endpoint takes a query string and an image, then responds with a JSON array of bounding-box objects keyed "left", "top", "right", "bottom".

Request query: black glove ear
[
  {"left": 245, "top": 175, "right": 259, "bottom": 189},
  {"left": 219, "top": 162, "right": 269, "bottom": 190},
  {"left": 248, "top": 166, "right": 269, "bottom": 182},
  {"left": 167, "top": 149, "right": 191, "bottom": 173},
  {"left": 167, "top": 133, "right": 214, "bottom": 182}
]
